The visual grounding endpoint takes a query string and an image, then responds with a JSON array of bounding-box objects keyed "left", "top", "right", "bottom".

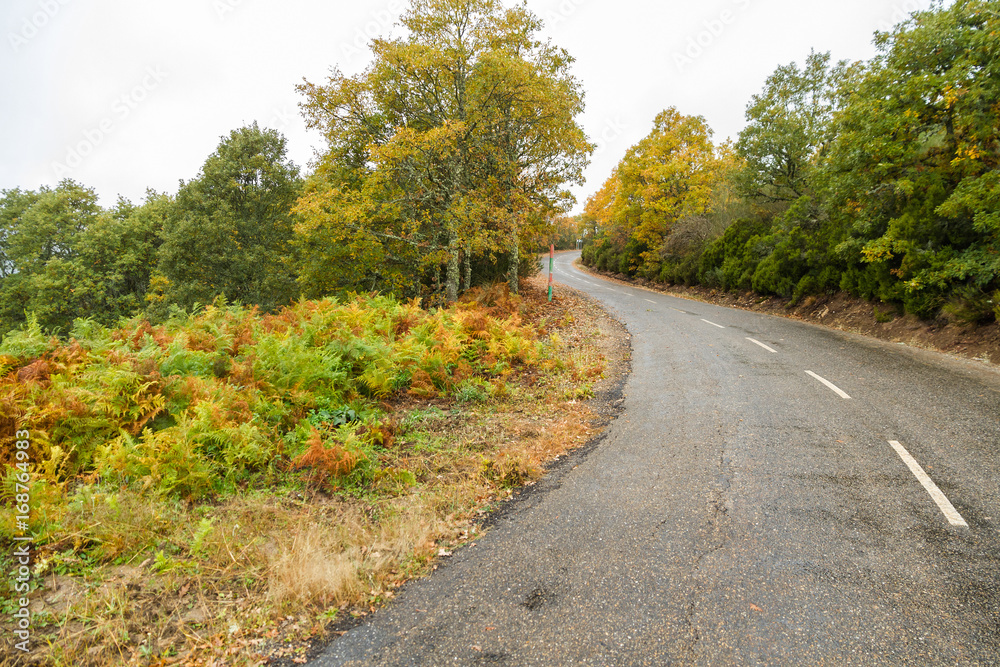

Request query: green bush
[
  {"left": 903, "top": 289, "right": 946, "bottom": 320},
  {"left": 657, "top": 245, "right": 706, "bottom": 285},
  {"left": 699, "top": 217, "right": 773, "bottom": 290},
  {"left": 751, "top": 255, "right": 796, "bottom": 297},
  {"left": 595, "top": 246, "right": 613, "bottom": 271}
]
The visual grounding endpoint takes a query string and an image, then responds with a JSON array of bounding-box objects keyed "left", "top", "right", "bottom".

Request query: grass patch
[{"left": 874, "top": 304, "right": 898, "bottom": 323}]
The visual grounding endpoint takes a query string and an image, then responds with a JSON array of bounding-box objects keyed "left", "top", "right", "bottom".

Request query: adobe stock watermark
[
  {"left": 213, "top": 0, "right": 252, "bottom": 21},
  {"left": 876, "top": 0, "right": 924, "bottom": 32},
  {"left": 51, "top": 66, "right": 169, "bottom": 180},
  {"left": 593, "top": 115, "right": 629, "bottom": 157},
  {"left": 7, "top": 0, "right": 73, "bottom": 53},
  {"left": 264, "top": 106, "right": 296, "bottom": 132},
  {"left": 543, "top": 0, "right": 588, "bottom": 30},
  {"left": 339, "top": 0, "right": 405, "bottom": 64},
  {"left": 10, "top": 428, "right": 33, "bottom": 654},
  {"left": 672, "top": 0, "right": 752, "bottom": 73}
]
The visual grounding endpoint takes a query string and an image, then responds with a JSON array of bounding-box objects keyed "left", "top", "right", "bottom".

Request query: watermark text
[
  {"left": 544, "top": 0, "right": 588, "bottom": 30},
  {"left": 52, "top": 66, "right": 169, "bottom": 179},
  {"left": 10, "top": 429, "right": 33, "bottom": 653},
  {"left": 876, "top": 0, "right": 924, "bottom": 32},
  {"left": 340, "top": 0, "right": 405, "bottom": 63},
  {"left": 8, "top": 0, "right": 73, "bottom": 52},
  {"left": 594, "top": 116, "right": 628, "bottom": 156},
  {"left": 673, "top": 0, "right": 752, "bottom": 73}
]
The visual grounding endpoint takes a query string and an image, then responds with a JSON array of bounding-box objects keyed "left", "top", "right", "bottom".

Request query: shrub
[
  {"left": 699, "top": 217, "right": 773, "bottom": 290},
  {"left": 903, "top": 289, "right": 946, "bottom": 320},
  {"left": 941, "top": 286, "right": 996, "bottom": 324}
]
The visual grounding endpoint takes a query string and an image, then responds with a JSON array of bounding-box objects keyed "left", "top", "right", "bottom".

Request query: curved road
[{"left": 314, "top": 252, "right": 1000, "bottom": 666}]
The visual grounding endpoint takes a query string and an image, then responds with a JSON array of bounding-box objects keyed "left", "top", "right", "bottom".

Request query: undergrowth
[
  {"left": 0, "top": 288, "right": 542, "bottom": 510},
  {"left": 0, "top": 282, "right": 605, "bottom": 666}
]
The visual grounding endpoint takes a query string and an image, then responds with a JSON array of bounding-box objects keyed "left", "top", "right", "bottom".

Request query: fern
[
  {"left": 0, "top": 314, "right": 53, "bottom": 360},
  {"left": 3, "top": 290, "right": 554, "bottom": 509},
  {"left": 190, "top": 517, "right": 215, "bottom": 557}
]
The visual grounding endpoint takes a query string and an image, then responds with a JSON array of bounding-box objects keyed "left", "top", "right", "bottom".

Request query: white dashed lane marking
[
  {"left": 888, "top": 440, "right": 968, "bottom": 528},
  {"left": 747, "top": 338, "right": 778, "bottom": 354},
  {"left": 805, "top": 371, "right": 851, "bottom": 399}
]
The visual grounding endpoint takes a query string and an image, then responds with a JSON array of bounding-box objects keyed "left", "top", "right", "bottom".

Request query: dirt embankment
[{"left": 577, "top": 263, "right": 1000, "bottom": 367}]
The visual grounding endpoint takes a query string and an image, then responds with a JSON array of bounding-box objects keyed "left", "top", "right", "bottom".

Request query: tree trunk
[
  {"left": 507, "top": 239, "right": 519, "bottom": 295},
  {"left": 446, "top": 229, "right": 460, "bottom": 304},
  {"left": 462, "top": 245, "right": 472, "bottom": 292},
  {"left": 433, "top": 263, "right": 442, "bottom": 308}
]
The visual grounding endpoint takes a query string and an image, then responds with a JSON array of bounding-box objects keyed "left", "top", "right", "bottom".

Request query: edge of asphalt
[{"left": 299, "top": 284, "right": 634, "bottom": 665}]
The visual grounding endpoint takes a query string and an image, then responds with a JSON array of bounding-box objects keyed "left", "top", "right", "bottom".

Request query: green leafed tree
[
  {"left": 0, "top": 182, "right": 166, "bottom": 337},
  {"left": 76, "top": 193, "right": 169, "bottom": 324},
  {"left": 153, "top": 123, "right": 302, "bottom": 315},
  {"left": 828, "top": 0, "right": 1000, "bottom": 318},
  {"left": 736, "top": 50, "right": 849, "bottom": 204}
]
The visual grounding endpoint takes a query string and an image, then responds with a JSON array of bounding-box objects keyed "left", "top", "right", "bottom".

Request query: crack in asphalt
[{"left": 678, "top": 450, "right": 734, "bottom": 664}]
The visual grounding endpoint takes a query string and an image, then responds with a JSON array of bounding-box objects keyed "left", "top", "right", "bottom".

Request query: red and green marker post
[{"left": 548, "top": 245, "right": 555, "bottom": 302}]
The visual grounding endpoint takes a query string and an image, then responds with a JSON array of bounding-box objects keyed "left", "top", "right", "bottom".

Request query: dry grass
[{"left": 266, "top": 524, "right": 361, "bottom": 608}]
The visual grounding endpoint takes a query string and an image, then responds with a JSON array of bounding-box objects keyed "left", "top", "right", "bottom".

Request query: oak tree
[{"left": 295, "top": 0, "right": 590, "bottom": 300}]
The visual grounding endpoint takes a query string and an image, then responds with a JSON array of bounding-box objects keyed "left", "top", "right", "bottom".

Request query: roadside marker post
[{"left": 548, "top": 245, "right": 555, "bottom": 302}]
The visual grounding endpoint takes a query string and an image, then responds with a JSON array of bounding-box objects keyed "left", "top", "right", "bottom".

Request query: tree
[
  {"left": 294, "top": 123, "right": 469, "bottom": 302},
  {"left": 582, "top": 108, "right": 724, "bottom": 277},
  {"left": 295, "top": 0, "right": 590, "bottom": 300},
  {"left": 827, "top": 0, "right": 1000, "bottom": 317},
  {"left": 0, "top": 181, "right": 101, "bottom": 335},
  {"left": 465, "top": 18, "right": 591, "bottom": 291},
  {"left": 736, "top": 50, "right": 848, "bottom": 203},
  {"left": 535, "top": 213, "right": 578, "bottom": 251},
  {"left": 154, "top": 124, "right": 302, "bottom": 313},
  {"left": 0, "top": 188, "right": 42, "bottom": 281},
  {"left": 0, "top": 182, "right": 165, "bottom": 337},
  {"left": 74, "top": 193, "right": 168, "bottom": 324},
  {"left": 575, "top": 212, "right": 599, "bottom": 245}
]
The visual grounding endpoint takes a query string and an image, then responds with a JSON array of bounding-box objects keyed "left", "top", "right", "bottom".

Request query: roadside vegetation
[
  {"left": 1, "top": 2, "right": 602, "bottom": 663},
  {"left": 0, "top": 279, "right": 613, "bottom": 665},
  {"left": 581, "top": 0, "right": 1000, "bottom": 326}
]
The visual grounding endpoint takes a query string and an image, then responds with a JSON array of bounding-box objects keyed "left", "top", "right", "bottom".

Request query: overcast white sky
[{"left": 1, "top": 0, "right": 931, "bottom": 213}]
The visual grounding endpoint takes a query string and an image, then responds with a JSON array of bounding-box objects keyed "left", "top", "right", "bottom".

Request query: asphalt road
[{"left": 313, "top": 252, "right": 1000, "bottom": 666}]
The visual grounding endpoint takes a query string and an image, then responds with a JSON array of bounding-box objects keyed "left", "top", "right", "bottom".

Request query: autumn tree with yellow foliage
[
  {"left": 582, "top": 108, "right": 731, "bottom": 279},
  {"left": 295, "top": 0, "right": 590, "bottom": 303}
]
